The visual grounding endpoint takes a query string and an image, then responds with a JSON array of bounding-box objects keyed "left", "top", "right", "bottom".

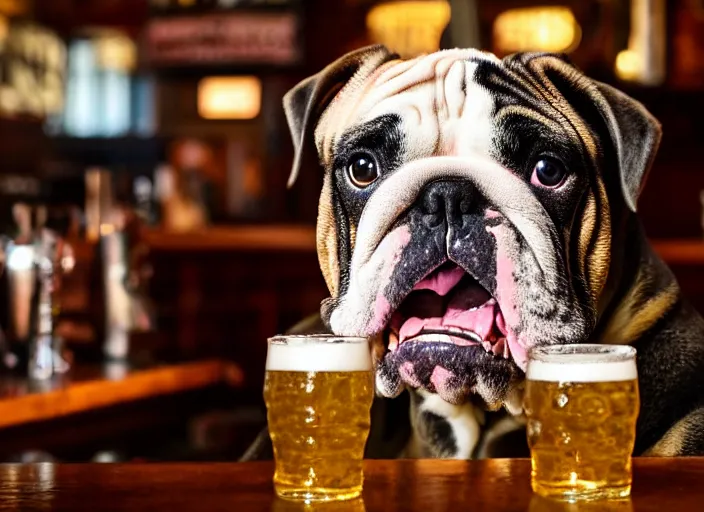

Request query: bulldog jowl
[{"left": 369, "top": 184, "right": 527, "bottom": 409}]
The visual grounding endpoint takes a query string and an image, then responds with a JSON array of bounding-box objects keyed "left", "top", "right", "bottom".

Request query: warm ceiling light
[
  {"left": 615, "top": 49, "right": 641, "bottom": 81},
  {"left": 197, "top": 76, "right": 261, "bottom": 120},
  {"left": 493, "top": 6, "right": 581, "bottom": 54},
  {"left": 0, "top": 0, "right": 28, "bottom": 17},
  {"left": 366, "top": 1, "right": 451, "bottom": 58}
]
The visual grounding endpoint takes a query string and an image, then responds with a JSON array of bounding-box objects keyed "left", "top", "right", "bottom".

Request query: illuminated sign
[
  {"left": 144, "top": 12, "right": 300, "bottom": 67},
  {"left": 0, "top": 21, "right": 66, "bottom": 118}
]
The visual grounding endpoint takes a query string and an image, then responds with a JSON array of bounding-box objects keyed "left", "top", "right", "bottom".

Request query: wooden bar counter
[
  {"left": 0, "top": 359, "right": 243, "bottom": 429},
  {"left": 0, "top": 458, "right": 701, "bottom": 511},
  {"left": 0, "top": 359, "right": 247, "bottom": 461}
]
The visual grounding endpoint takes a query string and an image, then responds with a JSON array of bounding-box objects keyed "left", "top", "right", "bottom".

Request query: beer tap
[
  {"left": 101, "top": 205, "right": 155, "bottom": 361},
  {"left": 30, "top": 225, "right": 74, "bottom": 379},
  {"left": 3, "top": 203, "right": 74, "bottom": 379}
]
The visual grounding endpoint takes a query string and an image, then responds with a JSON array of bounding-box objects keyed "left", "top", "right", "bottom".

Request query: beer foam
[
  {"left": 527, "top": 354, "right": 637, "bottom": 383},
  {"left": 266, "top": 337, "right": 372, "bottom": 372}
]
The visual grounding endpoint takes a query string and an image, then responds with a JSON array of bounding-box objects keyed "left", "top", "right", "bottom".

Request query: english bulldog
[{"left": 243, "top": 45, "right": 704, "bottom": 461}]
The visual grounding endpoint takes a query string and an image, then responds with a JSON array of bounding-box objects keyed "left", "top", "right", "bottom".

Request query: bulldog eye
[
  {"left": 347, "top": 153, "right": 379, "bottom": 188},
  {"left": 531, "top": 157, "right": 567, "bottom": 188}
]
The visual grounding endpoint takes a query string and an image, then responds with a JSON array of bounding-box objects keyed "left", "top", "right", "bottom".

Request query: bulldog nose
[{"left": 420, "top": 180, "right": 473, "bottom": 228}]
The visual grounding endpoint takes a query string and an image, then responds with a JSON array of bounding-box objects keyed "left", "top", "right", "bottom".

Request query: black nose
[{"left": 421, "top": 180, "right": 473, "bottom": 228}]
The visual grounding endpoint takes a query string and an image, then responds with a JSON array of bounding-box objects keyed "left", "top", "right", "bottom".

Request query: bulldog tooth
[
  {"left": 388, "top": 332, "right": 400, "bottom": 351},
  {"left": 413, "top": 333, "right": 454, "bottom": 344},
  {"left": 491, "top": 338, "right": 505, "bottom": 357},
  {"left": 447, "top": 327, "right": 482, "bottom": 343}
]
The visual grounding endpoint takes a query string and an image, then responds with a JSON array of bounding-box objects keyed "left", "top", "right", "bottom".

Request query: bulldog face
[{"left": 284, "top": 46, "right": 660, "bottom": 408}]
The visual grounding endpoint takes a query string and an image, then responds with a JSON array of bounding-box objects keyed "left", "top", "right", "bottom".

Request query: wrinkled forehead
[{"left": 314, "top": 49, "right": 503, "bottom": 164}]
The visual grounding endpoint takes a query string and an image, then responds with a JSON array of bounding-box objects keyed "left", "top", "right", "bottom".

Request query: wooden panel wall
[{"left": 147, "top": 248, "right": 327, "bottom": 394}]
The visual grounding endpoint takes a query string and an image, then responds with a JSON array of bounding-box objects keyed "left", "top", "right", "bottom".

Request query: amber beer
[
  {"left": 524, "top": 344, "right": 639, "bottom": 501},
  {"left": 264, "top": 335, "right": 374, "bottom": 502}
]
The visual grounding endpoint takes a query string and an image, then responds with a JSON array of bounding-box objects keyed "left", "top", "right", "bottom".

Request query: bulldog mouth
[{"left": 386, "top": 263, "right": 511, "bottom": 360}]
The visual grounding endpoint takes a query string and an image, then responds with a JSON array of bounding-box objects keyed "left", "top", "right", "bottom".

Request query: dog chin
[{"left": 374, "top": 262, "right": 524, "bottom": 407}]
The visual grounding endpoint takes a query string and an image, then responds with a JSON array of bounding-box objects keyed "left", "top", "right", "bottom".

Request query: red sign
[{"left": 144, "top": 12, "right": 300, "bottom": 67}]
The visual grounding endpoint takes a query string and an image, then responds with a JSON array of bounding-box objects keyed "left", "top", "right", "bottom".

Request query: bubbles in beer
[
  {"left": 525, "top": 379, "right": 639, "bottom": 500},
  {"left": 525, "top": 345, "right": 638, "bottom": 500},
  {"left": 265, "top": 370, "right": 374, "bottom": 500},
  {"left": 264, "top": 336, "right": 374, "bottom": 501}
]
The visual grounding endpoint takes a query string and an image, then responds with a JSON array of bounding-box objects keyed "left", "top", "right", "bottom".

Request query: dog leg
[
  {"left": 405, "top": 389, "right": 484, "bottom": 459},
  {"left": 644, "top": 407, "right": 704, "bottom": 456}
]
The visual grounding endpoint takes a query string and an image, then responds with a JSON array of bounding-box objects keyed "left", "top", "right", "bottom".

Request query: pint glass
[
  {"left": 524, "top": 344, "right": 639, "bottom": 501},
  {"left": 264, "top": 335, "right": 374, "bottom": 502}
]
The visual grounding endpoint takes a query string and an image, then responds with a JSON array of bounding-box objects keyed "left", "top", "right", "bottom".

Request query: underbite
[{"left": 384, "top": 262, "right": 513, "bottom": 360}]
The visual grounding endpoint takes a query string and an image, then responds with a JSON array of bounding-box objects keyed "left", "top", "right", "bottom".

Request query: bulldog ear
[
  {"left": 283, "top": 44, "right": 397, "bottom": 188},
  {"left": 589, "top": 80, "right": 661, "bottom": 212},
  {"left": 528, "top": 54, "right": 662, "bottom": 212}
]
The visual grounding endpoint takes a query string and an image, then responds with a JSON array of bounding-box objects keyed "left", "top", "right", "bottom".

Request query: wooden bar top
[
  {"left": 0, "top": 458, "right": 700, "bottom": 511},
  {"left": 651, "top": 239, "right": 704, "bottom": 265},
  {"left": 0, "top": 359, "right": 243, "bottom": 429}
]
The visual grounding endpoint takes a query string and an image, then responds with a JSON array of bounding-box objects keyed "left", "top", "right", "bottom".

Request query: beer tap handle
[{"left": 26, "top": 210, "right": 75, "bottom": 380}]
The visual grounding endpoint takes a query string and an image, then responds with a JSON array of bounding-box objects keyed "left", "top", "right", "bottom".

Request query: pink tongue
[
  {"left": 413, "top": 265, "right": 465, "bottom": 296},
  {"left": 400, "top": 268, "right": 499, "bottom": 344},
  {"left": 399, "top": 300, "right": 497, "bottom": 343}
]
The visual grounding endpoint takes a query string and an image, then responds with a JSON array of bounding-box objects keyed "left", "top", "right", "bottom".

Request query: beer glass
[
  {"left": 524, "top": 344, "right": 639, "bottom": 501},
  {"left": 264, "top": 335, "right": 374, "bottom": 502}
]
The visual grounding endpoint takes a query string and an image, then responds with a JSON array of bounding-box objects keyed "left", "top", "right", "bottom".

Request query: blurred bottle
[
  {"left": 133, "top": 175, "right": 157, "bottom": 226},
  {"left": 157, "top": 138, "right": 212, "bottom": 232}
]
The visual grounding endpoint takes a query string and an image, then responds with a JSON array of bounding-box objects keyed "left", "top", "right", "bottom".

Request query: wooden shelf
[
  {"left": 651, "top": 239, "right": 704, "bottom": 265},
  {"left": 142, "top": 225, "right": 316, "bottom": 252},
  {"left": 83, "top": 229, "right": 704, "bottom": 263},
  {"left": 0, "top": 359, "right": 243, "bottom": 430}
]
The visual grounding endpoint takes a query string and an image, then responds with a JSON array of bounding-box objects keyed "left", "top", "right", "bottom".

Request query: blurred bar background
[{"left": 0, "top": 0, "right": 701, "bottom": 463}]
